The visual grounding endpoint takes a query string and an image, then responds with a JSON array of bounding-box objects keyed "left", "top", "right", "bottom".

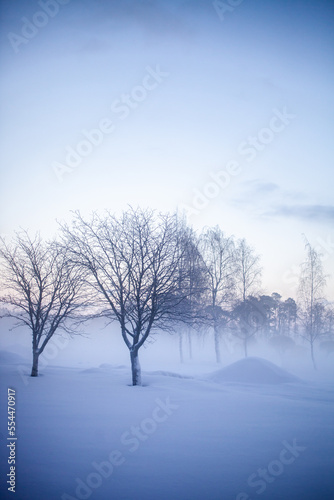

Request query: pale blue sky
[{"left": 0, "top": 0, "right": 333, "bottom": 298}]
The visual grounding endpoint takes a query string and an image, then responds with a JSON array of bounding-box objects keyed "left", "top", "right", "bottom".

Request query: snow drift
[
  {"left": 1, "top": 353, "right": 334, "bottom": 499},
  {"left": 208, "top": 357, "right": 301, "bottom": 385},
  {"left": 0, "top": 350, "right": 27, "bottom": 365}
]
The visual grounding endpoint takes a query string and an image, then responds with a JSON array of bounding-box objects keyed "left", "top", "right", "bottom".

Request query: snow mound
[
  {"left": 148, "top": 370, "right": 194, "bottom": 380},
  {"left": 208, "top": 357, "right": 300, "bottom": 385},
  {"left": 80, "top": 367, "right": 101, "bottom": 374},
  {"left": 0, "top": 350, "right": 28, "bottom": 365}
]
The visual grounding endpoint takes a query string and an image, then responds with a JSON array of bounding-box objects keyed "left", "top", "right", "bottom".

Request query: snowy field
[{"left": 1, "top": 330, "right": 334, "bottom": 500}]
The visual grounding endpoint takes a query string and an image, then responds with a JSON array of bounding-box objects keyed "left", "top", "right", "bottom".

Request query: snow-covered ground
[{"left": 0, "top": 330, "right": 334, "bottom": 500}]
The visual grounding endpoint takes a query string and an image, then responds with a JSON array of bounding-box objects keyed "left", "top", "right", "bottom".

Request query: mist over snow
[
  {"left": 1, "top": 317, "right": 334, "bottom": 382},
  {"left": 1, "top": 318, "right": 334, "bottom": 499}
]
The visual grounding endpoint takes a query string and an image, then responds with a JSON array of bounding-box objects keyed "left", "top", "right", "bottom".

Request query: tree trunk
[
  {"left": 179, "top": 331, "right": 184, "bottom": 363},
  {"left": 130, "top": 349, "right": 142, "bottom": 386},
  {"left": 188, "top": 328, "right": 192, "bottom": 360},
  {"left": 244, "top": 339, "right": 248, "bottom": 358},
  {"left": 214, "top": 325, "right": 221, "bottom": 363},
  {"left": 310, "top": 342, "right": 317, "bottom": 370},
  {"left": 31, "top": 350, "right": 39, "bottom": 377}
]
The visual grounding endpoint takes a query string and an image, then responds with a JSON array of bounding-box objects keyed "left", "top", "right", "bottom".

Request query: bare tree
[
  {"left": 198, "top": 226, "right": 235, "bottom": 363},
  {"left": 324, "top": 303, "right": 334, "bottom": 338},
  {"left": 235, "top": 238, "right": 262, "bottom": 302},
  {"left": 61, "top": 208, "right": 191, "bottom": 385},
  {"left": 298, "top": 240, "right": 327, "bottom": 369},
  {"left": 175, "top": 223, "right": 206, "bottom": 363},
  {"left": 0, "top": 232, "right": 87, "bottom": 377}
]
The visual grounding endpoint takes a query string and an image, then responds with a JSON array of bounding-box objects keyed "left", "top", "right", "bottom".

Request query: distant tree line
[{"left": 0, "top": 208, "right": 333, "bottom": 384}]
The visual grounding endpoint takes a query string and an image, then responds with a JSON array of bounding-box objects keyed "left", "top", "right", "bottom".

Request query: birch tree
[
  {"left": 198, "top": 226, "right": 235, "bottom": 363},
  {"left": 235, "top": 238, "right": 262, "bottom": 302},
  {"left": 298, "top": 240, "right": 327, "bottom": 369},
  {"left": 176, "top": 224, "right": 206, "bottom": 362}
]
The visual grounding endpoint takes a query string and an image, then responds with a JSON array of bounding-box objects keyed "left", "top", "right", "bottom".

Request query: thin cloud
[
  {"left": 231, "top": 180, "right": 281, "bottom": 208},
  {"left": 231, "top": 180, "right": 333, "bottom": 223},
  {"left": 265, "top": 204, "right": 334, "bottom": 221},
  {"left": 78, "top": 0, "right": 200, "bottom": 39}
]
